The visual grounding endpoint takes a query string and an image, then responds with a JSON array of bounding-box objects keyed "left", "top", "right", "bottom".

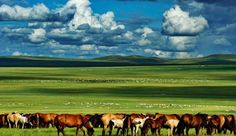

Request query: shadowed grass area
[{"left": 0, "top": 65, "right": 235, "bottom": 114}]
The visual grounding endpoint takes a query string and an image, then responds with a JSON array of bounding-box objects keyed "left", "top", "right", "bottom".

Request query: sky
[{"left": 0, "top": 0, "right": 235, "bottom": 58}]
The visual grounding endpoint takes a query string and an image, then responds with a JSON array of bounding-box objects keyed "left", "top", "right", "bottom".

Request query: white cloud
[
  {"left": 137, "top": 39, "right": 151, "bottom": 46},
  {"left": 135, "top": 27, "right": 154, "bottom": 37},
  {"left": 60, "top": 0, "right": 124, "bottom": 31},
  {"left": 80, "top": 44, "right": 97, "bottom": 51},
  {"left": 12, "top": 51, "right": 28, "bottom": 56},
  {"left": 154, "top": 50, "right": 172, "bottom": 58},
  {"left": 162, "top": 5, "right": 208, "bottom": 36},
  {"left": 28, "top": 28, "right": 46, "bottom": 43},
  {"left": 213, "top": 37, "right": 231, "bottom": 46},
  {"left": 175, "top": 52, "right": 192, "bottom": 59},
  {"left": 168, "top": 36, "right": 197, "bottom": 51},
  {"left": 0, "top": 4, "right": 49, "bottom": 21}
]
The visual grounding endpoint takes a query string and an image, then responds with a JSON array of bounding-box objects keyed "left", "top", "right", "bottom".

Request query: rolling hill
[{"left": 0, "top": 54, "right": 236, "bottom": 67}]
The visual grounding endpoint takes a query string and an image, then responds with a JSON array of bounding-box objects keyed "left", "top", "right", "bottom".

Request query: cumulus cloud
[
  {"left": 168, "top": 36, "right": 197, "bottom": 51},
  {"left": 162, "top": 5, "right": 208, "bottom": 36},
  {"left": 59, "top": 0, "right": 124, "bottom": 31},
  {"left": 0, "top": 4, "right": 49, "bottom": 21},
  {"left": 28, "top": 28, "right": 46, "bottom": 43}
]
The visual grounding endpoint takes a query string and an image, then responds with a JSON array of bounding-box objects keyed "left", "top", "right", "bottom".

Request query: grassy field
[{"left": 0, "top": 65, "right": 236, "bottom": 135}]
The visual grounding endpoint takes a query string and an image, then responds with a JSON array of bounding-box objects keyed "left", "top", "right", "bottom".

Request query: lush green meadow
[{"left": 0, "top": 65, "right": 236, "bottom": 135}]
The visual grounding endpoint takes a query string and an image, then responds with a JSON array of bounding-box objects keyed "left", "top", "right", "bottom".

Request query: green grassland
[{"left": 0, "top": 65, "right": 236, "bottom": 135}]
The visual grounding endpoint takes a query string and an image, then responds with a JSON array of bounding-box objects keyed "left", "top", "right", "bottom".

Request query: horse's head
[
  {"left": 87, "top": 128, "right": 94, "bottom": 136},
  {"left": 89, "top": 114, "right": 103, "bottom": 128}
]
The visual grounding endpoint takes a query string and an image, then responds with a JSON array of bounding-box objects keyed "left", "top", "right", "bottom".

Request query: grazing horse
[
  {"left": 95, "top": 113, "right": 126, "bottom": 136},
  {"left": 128, "top": 113, "right": 147, "bottom": 136},
  {"left": 0, "top": 114, "right": 8, "bottom": 128},
  {"left": 89, "top": 114, "right": 104, "bottom": 128},
  {"left": 54, "top": 114, "right": 93, "bottom": 136},
  {"left": 7, "top": 112, "right": 22, "bottom": 128},
  {"left": 206, "top": 115, "right": 225, "bottom": 135},
  {"left": 132, "top": 116, "right": 149, "bottom": 136},
  {"left": 109, "top": 117, "right": 126, "bottom": 136},
  {"left": 30, "top": 113, "right": 58, "bottom": 128},
  {"left": 141, "top": 115, "right": 167, "bottom": 136},
  {"left": 177, "top": 113, "right": 208, "bottom": 136},
  {"left": 155, "top": 114, "right": 180, "bottom": 136},
  {"left": 222, "top": 115, "right": 236, "bottom": 134}
]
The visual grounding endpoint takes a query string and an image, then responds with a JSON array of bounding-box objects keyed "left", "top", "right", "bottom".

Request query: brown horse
[
  {"left": 29, "top": 113, "right": 57, "bottom": 128},
  {"left": 54, "top": 114, "right": 93, "bottom": 136},
  {"left": 0, "top": 114, "right": 8, "bottom": 128},
  {"left": 94, "top": 113, "right": 126, "bottom": 136},
  {"left": 177, "top": 113, "right": 208, "bottom": 136},
  {"left": 206, "top": 114, "right": 225, "bottom": 135},
  {"left": 155, "top": 113, "right": 180, "bottom": 136},
  {"left": 222, "top": 115, "right": 236, "bottom": 135},
  {"left": 141, "top": 115, "right": 167, "bottom": 136}
]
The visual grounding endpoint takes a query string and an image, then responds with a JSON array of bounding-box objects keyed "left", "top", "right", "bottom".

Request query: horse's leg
[
  {"left": 170, "top": 126, "right": 174, "bottom": 136},
  {"left": 62, "top": 127, "right": 66, "bottom": 136},
  {"left": 195, "top": 127, "right": 200, "bottom": 136},
  {"left": 116, "top": 128, "right": 121, "bottom": 136},
  {"left": 8, "top": 120, "right": 11, "bottom": 128},
  {"left": 167, "top": 128, "right": 170, "bottom": 136},
  {"left": 102, "top": 127, "right": 107, "bottom": 136},
  {"left": 22, "top": 123, "right": 24, "bottom": 129},
  {"left": 186, "top": 127, "right": 189, "bottom": 136},
  {"left": 57, "top": 128, "right": 60, "bottom": 136},
  {"left": 157, "top": 128, "right": 161, "bottom": 136},
  {"left": 80, "top": 127, "right": 86, "bottom": 136},
  {"left": 201, "top": 127, "right": 204, "bottom": 136},
  {"left": 76, "top": 127, "right": 79, "bottom": 136},
  {"left": 135, "top": 126, "right": 138, "bottom": 136}
]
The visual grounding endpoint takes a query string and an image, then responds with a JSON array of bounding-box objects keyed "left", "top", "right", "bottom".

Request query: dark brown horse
[
  {"left": 141, "top": 115, "right": 167, "bottom": 136},
  {"left": 0, "top": 114, "right": 8, "bottom": 128},
  {"left": 206, "top": 114, "right": 225, "bottom": 135},
  {"left": 222, "top": 115, "right": 236, "bottom": 134},
  {"left": 54, "top": 114, "right": 94, "bottom": 136},
  {"left": 177, "top": 113, "right": 208, "bottom": 136}
]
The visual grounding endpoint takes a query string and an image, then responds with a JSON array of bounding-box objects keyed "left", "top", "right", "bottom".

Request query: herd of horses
[{"left": 0, "top": 112, "right": 236, "bottom": 136}]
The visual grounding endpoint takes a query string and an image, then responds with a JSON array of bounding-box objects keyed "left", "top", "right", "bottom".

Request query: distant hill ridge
[{"left": 0, "top": 54, "right": 236, "bottom": 67}]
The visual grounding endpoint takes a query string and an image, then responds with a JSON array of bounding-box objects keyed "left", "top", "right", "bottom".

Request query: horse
[
  {"left": 91, "top": 113, "right": 126, "bottom": 136},
  {"left": 109, "top": 117, "right": 127, "bottom": 136},
  {"left": 141, "top": 115, "right": 167, "bottom": 136},
  {"left": 206, "top": 114, "right": 225, "bottom": 135},
  {"left": 54, "top": 114, "right": 93, "bottom": 136},
  {"left": 7, "top": 112, "right": 22, "bottom": 128},
  {"left": 132, "top": 116, "right": 149, "bottom": 136},
  {"left": 177, "top": 113, "right": 208, "bottom": 136},
  {"left": 0, "top": 114, "right": 8, "bottom": 128},
  {"left": 30, "top": 113, "right": 58, "bottom": 128},
  {"left": 155, "top": 113, "right": 180, "bottom": 136},
  {"left": 222, "top": 115, "right": 236, "bottom": 134}
]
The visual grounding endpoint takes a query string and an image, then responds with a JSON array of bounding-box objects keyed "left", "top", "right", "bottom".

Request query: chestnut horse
[
  {"left": 141, "top": 115, "right": 167, "bottom": 136},
  {"left": 154, "top": 113, "right": 180, "bottom": 136},
  {"left": 177, "top": 113, "right": 208, "bottom": 136},
  {"left": 54, "top": 114, "right": 94, "bottom": 136},
  {"left": 30, "top": 113, "right": 58, "bottom": 128},
  {"left": 206, "top": 114, "right": 225, "bottom": 135}
]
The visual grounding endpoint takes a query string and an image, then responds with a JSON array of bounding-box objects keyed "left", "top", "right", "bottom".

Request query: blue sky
[{"left": 0, "top": 0, "right": 235, "bottom": 58}]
